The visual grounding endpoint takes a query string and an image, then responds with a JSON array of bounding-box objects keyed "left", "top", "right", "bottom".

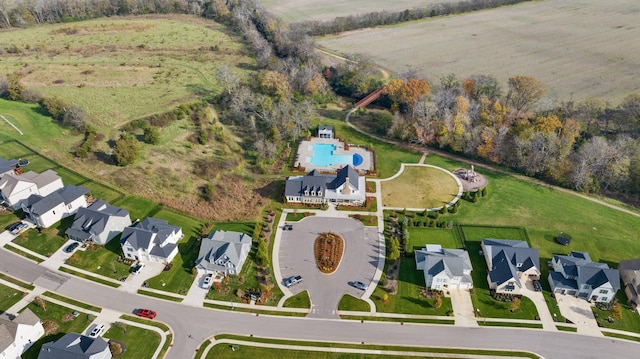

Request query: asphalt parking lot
[{"left": 277, "top": 217, "right": 381, "bottom": 318}]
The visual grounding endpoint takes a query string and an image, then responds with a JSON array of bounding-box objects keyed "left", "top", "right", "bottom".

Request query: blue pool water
[{"left": 311, "top": 144, "right": 363, "bottom": 167}]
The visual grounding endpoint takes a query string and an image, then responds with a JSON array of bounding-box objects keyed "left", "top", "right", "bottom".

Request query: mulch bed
[{"left": 314, "top": 232, "right": 344, "bottom": 274}]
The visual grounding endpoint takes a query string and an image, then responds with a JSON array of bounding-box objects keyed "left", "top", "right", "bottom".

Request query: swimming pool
[{"left": 310, "top": 144, "right": 363, "bottom": 167}]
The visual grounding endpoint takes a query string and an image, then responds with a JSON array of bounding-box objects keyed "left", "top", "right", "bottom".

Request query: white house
[
  {"left": 0, "top": 170, "right": 63, "bottom": 209},
  {"left": 415, "top": 244, "right": 473, "bottom": 290},
  {"left": 548, "top": 251, "right": 619, "bottom": 303},
  {"left": 318, "top": 125, "right": 334, "bottom": 139},
  {"left": 65, "top": 200, "right": 131, "bottom": 245},
  {"left": 38, "top": 333, "right": 111, "bottom": 359},
  {"left": 0, "top": 308, "right": 44, "bottom": 359},
  {"left": 196, "top": 230, "right": 252, "bottom": 276},
  {"left": 481, "top": 238, "right": 540, "bottom": 294},
  {"left": 120, "top": 217, "right": 183, "bottom": 264},
  {"left": 284, "top": 165, "right": 366, "bottom": 206},
  {"left": 21, "top": 185, "right": 89, "bottom": 228}
]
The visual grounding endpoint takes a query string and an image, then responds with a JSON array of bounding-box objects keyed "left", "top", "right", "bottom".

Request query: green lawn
[
  {"left": 592, "top": 289, "right": 640, "bottom": 333},
  {"left": 145, "top": 208, "right": 204, "bottom": 294},
  {"left": 406, "top": 227, "right": 462, "bottom": 253},
  {"left": 337, "top": 294, "right": 371, "bottom": 312},
  {"left": 12, "top": 217, "right": 74, "bottom": 257},
  {"left": 66, "top": 237, "right": 131, "bottom": 280},
  {"left": 0, "top": 273, "right": 35, "bottom": 290},
  {"left": 20, "top": 301, "right": 92, "bottom": 359},
  {"left": 373, "top": 258, "right": 452, "bottom": 315},
  {"left": 0, "top": 210, "right": 23, "bottom": 232},
  {"left": 283, "top": 290, "right": 311, "bottom": 309},
  {"left": 42, "top": 292, "right": 102, "bottom": 313},
  {"left": 0, "top": 101, "right": 75, "bottom": 150},
  {"left": 381, "top": 166, "right": 459, "bottom": 209},
  {"left": 285, "top": 212, "right": 315, "bottom": 221},
  {"left": 423, "top": 154, "right": 640, "bottom": 266},
  {"left": 114, "top": 196, "right": 162, "bottom": 221},
  {"left": 0, "top": 282, "right": 24, "bottom": 314},
  {"left": 104, "top": 322, "right": 161, "bottom": 359}
]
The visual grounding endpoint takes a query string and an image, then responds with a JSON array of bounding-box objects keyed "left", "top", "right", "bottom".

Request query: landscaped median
[{"left": 195, "top": 334, "right": 543, "bottom": 359}]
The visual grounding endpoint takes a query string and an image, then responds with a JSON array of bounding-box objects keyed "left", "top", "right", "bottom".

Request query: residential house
[
  {"left": 318, "top": 125, "right": 334, "bottom": 139},
  {"left": 0, "top": 157, "right": 18, "bottom": 178},
  {"left": 21, "top": 185, "right": 89, "bottom": 228},
  {"left": 120, "top": 217, "right": 183, "bottom": 264},
  {"left": 481, "top": 238, "right": 540, "bottom": 294},
  {"left": 415, "top": 244, "right": 473, "bottom": 290},
  {"left": 548, "top": 251, "right": 619, "bottom": 303},
  {"left": 619, "top": 258, "right": 640, "bottom": 307},
  {"left": 284, "top": 165, "right": 366, "bottom": 206},
  {"left": 196, "top": 230, "right": 252, "bottom": 275},
  {"left": 38, "top": 333, "right": 111, "bottom": 359},
  {"left": 0, "top": 170, "right": 63, "bottom": 209},
  {"left": 0, "top": 308, "right": 44, "bottom": 359},
  {"left": 65, "top": 200, "right": 131, "bottom": 245}
]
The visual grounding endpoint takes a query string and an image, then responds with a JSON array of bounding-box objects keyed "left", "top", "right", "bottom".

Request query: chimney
[{"left": 342, "top": 177, "right": 352, "bottom": 195}]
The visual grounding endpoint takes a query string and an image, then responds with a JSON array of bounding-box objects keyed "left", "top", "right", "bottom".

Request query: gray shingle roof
[
  {"left": 120, "top": 217, "right": 181, "bottom": 260},
  {"left": 0, "top": 308, "right": 40, "bottom": 352},
  {"left": 39, "top": 333, "right": 110, "bottom": 359},
  {"left": 66, "top": 200, "right": 130, "bottom": 242},
  {"left": 196, "top": 230, "right": 252, "bottom": 272},
  {"left": 552, "top": 252, "right": 620, "bottom": 291},
  {"left": 26, "top": 185, "right": 88, "bottom": 215},
  {"left": 415, "top": 246, "right": 472, "bottom": 283},
  {"left": 284, "top": 165, "right": 361, "bottom": 197},
  {"left": 549, "top": 271, "right": 578, "bottom": 290},
  {"left": 0, "top": 157, "right": 18, "bottom": 175}
]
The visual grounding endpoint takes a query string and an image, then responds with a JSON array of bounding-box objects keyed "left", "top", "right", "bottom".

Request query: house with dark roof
[
  {"left": 415, "top": 244, "right": 473, "bottom": 290},
  {"left": 619, "top": 258, "right": 640, "bottom": 308},
  {"left": 120, "top": 217, "right": 183, "bottom": 264},
  {"left": 0, "top": 157, "right": 19, "bottom": 178},
  {"left": 21, "top": 185, "right": 89, "bottom": 228},
  {"left": 0, "top": 308, "right": 44, "bottom": 359},
  {"left": 548, "top": 251, "right": 619, "bottom": 303},
  {"left": 196, "top": 230, "right": 252, "bottom": 275},
  {"left": 0, "top": 169, "right": 63, "bottom": 209},
  {"left": 65, "top": 200, "right": 131, "bottom": 245},
  {"left": 38, "top": 333, "right": 111, "bottom": 359},
  {"left": 481, "top": 239, "right": 540, "bottom": 294},
  {"left": 284, "top": 165, "right": 366, "bottom": 206}
]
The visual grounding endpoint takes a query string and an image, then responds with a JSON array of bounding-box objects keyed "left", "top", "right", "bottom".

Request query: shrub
[
  {"left": 143, "top": 126, "right": 161, "bottom": 144},
  {"left": 113, "top": 133, "right": 141, "bottom": 166}
]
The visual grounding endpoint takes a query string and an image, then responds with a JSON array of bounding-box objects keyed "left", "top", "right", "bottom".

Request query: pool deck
[{"left": 296, "top": 138, "right": 374, "bottom": 173}]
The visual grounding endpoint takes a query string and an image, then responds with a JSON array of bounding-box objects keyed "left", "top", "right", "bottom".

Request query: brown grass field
[
  {"left": 261, "top": 0, "right": 442, "bottom": 23},
  {"left": 317, "top": 0, "right": 640, "bottom": 102},
  {"left": 381, "top": 165, "right": 459, "bottom": 209}
]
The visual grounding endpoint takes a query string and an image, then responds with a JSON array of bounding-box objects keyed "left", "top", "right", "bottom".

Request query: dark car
[
  {"left": 284, "top": 275, "right": 303, "bottom": 288},
  {"left": 533, "top": 280, "right": 543, "bottom": 292},
  {"left": 64, "top": 242, "right": 80, "bottom": 253},
  {"left": 351, "top": 281, "right": 368, "bottom": 290},
  {"left": 10, "top": 222, "right": 28, "bottom": 235},
  {"left": 135, "top": 308, "right": 157, "bottom": 319}
]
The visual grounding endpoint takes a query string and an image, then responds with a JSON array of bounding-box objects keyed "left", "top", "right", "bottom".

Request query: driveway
[
  {"left": 519, "top": 281, "right": 557, "bottom": 331},
  {"left": 556, "top": 294, "right": 602, "bottom": 336},
  {"left": 277, "top": 216, "right": 381, "bottom": 318},
  {"left": 448, "top": 289, "right": 477, "bottom": 327}
]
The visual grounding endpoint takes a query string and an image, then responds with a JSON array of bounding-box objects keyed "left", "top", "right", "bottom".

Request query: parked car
[
  {"left": 284, "top": 275, "right": 303, "bottom": 288},
  {"left": 88, "top": 324, "right": 105, "bottom": 338},
  {"left": 135, "top": 308, "right": 156, "bottom": 319},
  {"left": 351, "top": 281, "right": 368, "bottom": 290},
  {"left": 10, "top": 222, "right": 28, "bottom": 235},
  {"left": 202, "top": 273, "right": 213, "bottom": 289},
  {"left": 7, "top": 221, "right": 22, "bottom": 232},
  {"left": 64, "top": 242, "right": 80, "bottom": 253},
  {"left": 533, "top": 280, "right": 543, "bottom": 292},
  {"left": 131, "top": 262, "right": 145, "bottom": 275}
]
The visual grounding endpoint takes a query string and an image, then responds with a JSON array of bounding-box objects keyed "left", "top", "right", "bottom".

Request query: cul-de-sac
[{"left": 1, "top": 1, "right": 640, "bottom": 358}]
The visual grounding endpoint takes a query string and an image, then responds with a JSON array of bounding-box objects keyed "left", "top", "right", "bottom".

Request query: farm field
[
  {"left": 317, "top": 0, "right": 640, "bottom": 102},
  {"left": 260, "top": 0, "right": 442, "bottom": 23},
  {"left": 0, "top": 14, "right": 253, "bottom": 128}
]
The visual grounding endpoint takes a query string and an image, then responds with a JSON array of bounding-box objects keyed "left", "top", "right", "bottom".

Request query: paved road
[{"left": 2, "top": 250, "right": 638, "bottom": 359}]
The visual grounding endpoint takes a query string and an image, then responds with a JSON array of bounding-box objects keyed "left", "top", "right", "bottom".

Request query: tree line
[
  {"left": 290, "top": 0, "right": 533, "bottom": 36},
  {"left": 329, "top": 62, "right": 640, "bottom": 198}
]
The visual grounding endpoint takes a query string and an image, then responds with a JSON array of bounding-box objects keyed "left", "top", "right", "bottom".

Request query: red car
[{"left": 135, "top": 309, "right": 157, "bottom": 319}]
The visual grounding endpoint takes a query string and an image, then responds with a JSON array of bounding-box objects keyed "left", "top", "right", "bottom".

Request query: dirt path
[
  {"left": 315, "top": 47, "right": 391, "bottom": 81},
  {"left": 344, "top": 109, "right": 640, "bottom": 218}
]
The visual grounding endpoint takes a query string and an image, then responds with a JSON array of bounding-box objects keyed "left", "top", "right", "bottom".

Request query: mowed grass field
[
  {"left": 381, "top": 165, "right": 460, "bottom": 209},
  {"left": 260, "top": 0, "right": 442, "bottom": 22},
  {"left": 0, "top": 14, "right": 253, "bottom": 128},
  {"left": 318, "top": 0, "right": 640, "bottom": 102}
]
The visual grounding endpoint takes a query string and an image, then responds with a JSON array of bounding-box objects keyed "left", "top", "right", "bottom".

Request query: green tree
[
  {"left": 143, "top": 126, "right": 161, "bottom": 144},
  {"left": 6, "top": 73, "right": 24, "bottom": 100},
  {"left": 507, "top": 76, "right": 546, "bottom": 115},
  {"left": 41, "top": 96, "right": 69, "bottom": 122},
  {"left": 113, "top": 133, "right": 141, "bottom": 166}
]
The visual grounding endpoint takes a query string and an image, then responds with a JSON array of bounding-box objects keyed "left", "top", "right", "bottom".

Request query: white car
[
  {"left": 88, "top": 324, "right": 105, "bottom": 338},
  {"left": 202, "top": 273, "right": 213, "bottom": 289},
  {"left": 131, "top": 262, "right": 145, "bottom": 275}
]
